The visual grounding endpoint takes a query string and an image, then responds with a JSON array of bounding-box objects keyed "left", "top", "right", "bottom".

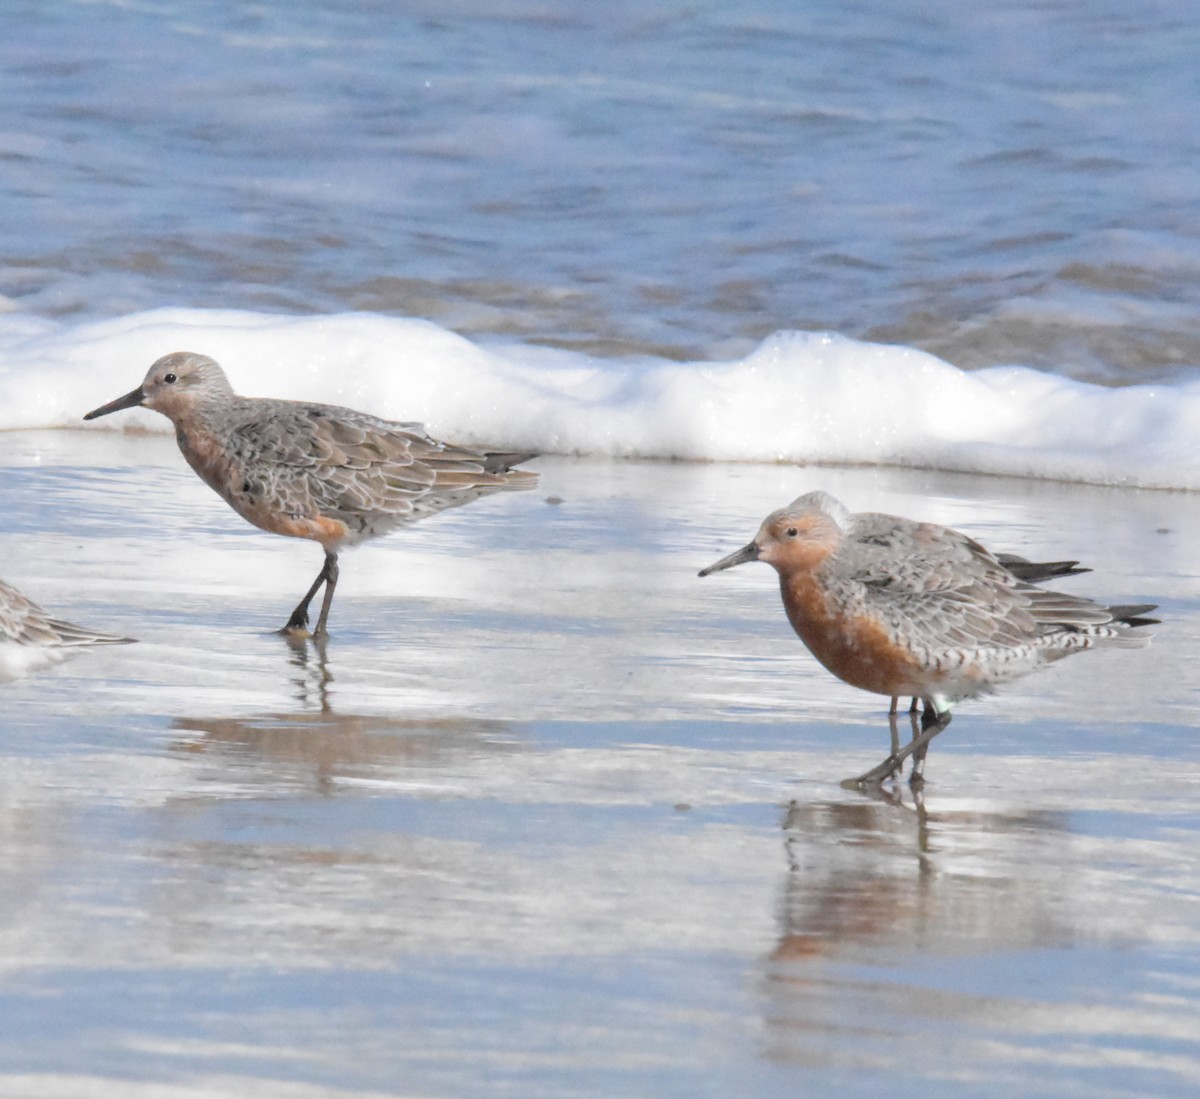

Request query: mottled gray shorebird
[
  {"left": 699, "top": 491, "right": 1156, "bottom": 779},
  {"left": 84, "top": 352, "right": 537, "bottom": 637},
  {"left": 0, "top": 577, "right": 132, "bottom": 679}
]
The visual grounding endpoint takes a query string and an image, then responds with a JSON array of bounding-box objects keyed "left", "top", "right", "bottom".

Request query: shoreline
[{"left": 0, "top": 430, "right": 1196, "bottom": 1097}]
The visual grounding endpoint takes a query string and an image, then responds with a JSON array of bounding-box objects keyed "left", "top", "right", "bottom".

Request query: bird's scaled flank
[
  {"left": 0, "top": 577, "right": 133, "bottom": 679},
  {"left": 699, "top": 491, "right": 1156, "bottom": 777},
  {"left": 84, "top": 352, "right": 537, "bottom": 637}
]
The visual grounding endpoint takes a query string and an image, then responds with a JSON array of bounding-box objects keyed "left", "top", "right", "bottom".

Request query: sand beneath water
[{"left": 0, "top": 429, "right": 1197, "bottom": 1098}]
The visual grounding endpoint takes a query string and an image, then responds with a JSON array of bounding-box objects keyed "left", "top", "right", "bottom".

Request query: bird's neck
[
  {"left": 779, "top": 569, "right": 833, "bottom": 635},
  {"left": 173, "top": 412, "right": 236, "bottom": 498}
]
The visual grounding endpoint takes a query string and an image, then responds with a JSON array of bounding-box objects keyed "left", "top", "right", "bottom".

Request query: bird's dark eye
[
  {"left": 163, "top": 372, "right": 177, "bottom": 384},
  {"left": 786, "top": 527, "right": 798, "bottom": 537}
]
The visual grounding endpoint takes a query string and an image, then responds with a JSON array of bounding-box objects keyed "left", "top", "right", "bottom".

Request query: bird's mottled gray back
[
  {"left": 825, "top": 509, "right": 1143, "bottom": 658},
  {"left": 837, "top": 511, "right": 1005, "bottom": 591},
  {"left": 213, "top": 396, "right": 532, "bottom": 542}
]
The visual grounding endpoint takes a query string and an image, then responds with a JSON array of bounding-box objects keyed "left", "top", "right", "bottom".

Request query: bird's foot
[
  {"left": 279, "top": 618, "right": 331, "bottom": 643},
  {"left": 845, "top": 709, "right": 950, "bottom": 788},
  {"left": 280, "top": 612, "right": 311, "bottom": 638},
  {"left": 843, "top": 753, "right": 904, "bottom": 789}
]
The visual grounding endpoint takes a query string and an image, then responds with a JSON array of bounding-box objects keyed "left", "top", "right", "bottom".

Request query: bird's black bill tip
[
  {"left": 698, "top": 542, "right": 760, "bottom": 577},
  {"left": 83, "top": 386, "right": 146, "bottom": 421}
]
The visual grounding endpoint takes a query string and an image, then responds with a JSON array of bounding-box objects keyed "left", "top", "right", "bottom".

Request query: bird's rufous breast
[{"left": 780, "top": 572, "right": 927, "bottom": 698}]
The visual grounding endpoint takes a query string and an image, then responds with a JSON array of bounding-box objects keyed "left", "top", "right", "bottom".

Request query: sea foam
[{"left": 1, "top": 307, "right": 1195, "bottom": 490}]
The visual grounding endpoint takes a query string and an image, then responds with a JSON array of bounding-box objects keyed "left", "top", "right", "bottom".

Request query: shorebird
[
  {"left": 0, "top": 577, "right": 133, "bottom": 679},
  {"left": 699, "top": 491, "right": 1156, "bottom": 779},
  {"left": 84, "top": 352, "right": 537, "bottom": 637}
]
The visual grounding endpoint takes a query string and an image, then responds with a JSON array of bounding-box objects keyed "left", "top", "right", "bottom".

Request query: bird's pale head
[
  {"left": 83, "top": 352, "right": 236, "bottom": 424},
  {"left": 699, "top": 491, "right": 847, "bottom": 578}
]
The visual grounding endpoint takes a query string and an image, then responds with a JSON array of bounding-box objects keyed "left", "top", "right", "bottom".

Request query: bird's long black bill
[
  {"left": 698, "top": 542, "right": 760, "bottom": 577},
  {"left": 83, "top": 386, "right": 145, "bottom": 421}
]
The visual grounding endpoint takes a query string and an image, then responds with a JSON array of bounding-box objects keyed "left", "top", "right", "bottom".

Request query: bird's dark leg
[
  {"left": 844, "top": 702, "right": 952, "bottom": 788},
  {"left": 282, "top": 551, "right": 338, "bottom": 636},
  {"left": 908, "top": 701, "right": 951, "bottom": 786},
  {"left": 920, "top": 697, "right": 948, "bottom": 731},
  {"left": 312, "top": 553, "right": 340, "bottom": 637},
  {"left": 910, "top": 706, "right": 932, "bottom": 785}
]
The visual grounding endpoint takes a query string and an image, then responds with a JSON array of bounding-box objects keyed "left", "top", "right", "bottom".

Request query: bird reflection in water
[
  {"left": 282, "top": 628, "right": 333, "bottom": 710},
  {"left": 759, "top": 790, "right": 1074, "bottom": 1066},
  {"left": 170, "top": 635, "right": 519, "bottom": 791},
  {"left": 170, "top": 705, "right": 522, "bottom": 794}
]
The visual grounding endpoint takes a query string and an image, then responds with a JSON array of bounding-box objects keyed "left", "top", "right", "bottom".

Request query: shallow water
[{"left": 1, "top": 431, "right": 1197, "bottom": 1097}]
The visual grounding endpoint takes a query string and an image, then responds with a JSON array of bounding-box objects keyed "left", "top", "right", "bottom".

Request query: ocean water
[
  {"left": 3, "top": 0, "right": 1197, "bottom": 375},
  {"left": 3, "top": 2, "right": 1200, "bottom": 1098},
  {"left": 2, "top": 1, "right": 1200, "bottom": 484}
]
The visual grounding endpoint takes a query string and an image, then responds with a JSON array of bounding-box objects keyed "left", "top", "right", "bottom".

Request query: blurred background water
[{"left": 3, "top": 0, "right": 1200, "bottom": 379}]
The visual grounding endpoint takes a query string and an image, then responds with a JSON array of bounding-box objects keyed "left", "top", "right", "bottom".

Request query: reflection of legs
[
  {"left": 282, "top": 551, "right": 339, "bottom": 636},
  {"left": 282, "top": 628, "right": 332, "bottom": 710},
  {"left": 845, "top": 700, "right": 952, "bottom": 787}
]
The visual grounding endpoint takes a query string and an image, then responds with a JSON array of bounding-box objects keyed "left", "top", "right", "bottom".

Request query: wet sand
[{"left": 1, "top": 430, "right": 1198, "bottom": 1098}]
